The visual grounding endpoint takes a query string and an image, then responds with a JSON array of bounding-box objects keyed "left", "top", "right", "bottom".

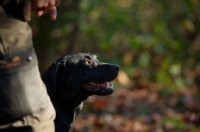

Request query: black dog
[{"left": 42, "top": 53, "right": 119, "bottom": 132}]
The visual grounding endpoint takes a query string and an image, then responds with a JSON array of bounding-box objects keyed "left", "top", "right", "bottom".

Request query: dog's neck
[{"left": 51, "top": 91, "right": 89, "bottom": 132}]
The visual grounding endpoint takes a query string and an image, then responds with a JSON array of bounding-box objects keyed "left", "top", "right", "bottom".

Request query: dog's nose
[{"left": 112, "top": 65, "right": 119, "bottom": 72}]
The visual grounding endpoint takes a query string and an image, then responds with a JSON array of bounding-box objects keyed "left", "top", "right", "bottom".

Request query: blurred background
[{"left": 30, "top": 0, "right": 200, "bottom": 131}]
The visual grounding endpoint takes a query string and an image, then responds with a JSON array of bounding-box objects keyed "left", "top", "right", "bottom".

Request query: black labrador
[{"left": 42, "top": 53, "right": 119, "bottom": 132}]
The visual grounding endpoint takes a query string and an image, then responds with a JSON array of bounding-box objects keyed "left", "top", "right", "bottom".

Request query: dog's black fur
[{"left": 42, "top": 53, "right": 119, "bottom": 132}]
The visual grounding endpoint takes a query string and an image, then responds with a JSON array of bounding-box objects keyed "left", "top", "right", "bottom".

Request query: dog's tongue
[
  {"left": 99, "top": 82, "right": 112, "bottom": 89},
  {"left": 99, "top": 83, "right": 108, "bottom": 88},
  {"left": 86, "top": 82, "right": 113, "bottom": 89}
]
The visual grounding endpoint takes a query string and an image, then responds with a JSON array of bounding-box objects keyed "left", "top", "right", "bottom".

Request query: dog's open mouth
[{"left": 84, "top": 82, "right": 114, "bottom": 94}]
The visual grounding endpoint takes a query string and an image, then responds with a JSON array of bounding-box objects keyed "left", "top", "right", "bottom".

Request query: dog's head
[{"left": 42, "top": 53, "right": 119, "bottom": 98}]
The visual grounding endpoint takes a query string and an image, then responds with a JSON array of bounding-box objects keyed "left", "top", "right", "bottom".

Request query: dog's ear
[{"left": 42, "top": 60, "right": 66, "bottom": 96}]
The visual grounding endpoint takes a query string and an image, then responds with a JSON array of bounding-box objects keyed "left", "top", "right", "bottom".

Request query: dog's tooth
[
  {"left": 107, "top": 83, "right": 109, "bottom": 88},
  {"left": 110, "top": 83, "right": 113, "bottom": 89},
  {"left": 89, "top": 82, "right": 100, "bottom": 86},
  {"left": 90, "top": 82, "right": 95, "bottom": 85}
]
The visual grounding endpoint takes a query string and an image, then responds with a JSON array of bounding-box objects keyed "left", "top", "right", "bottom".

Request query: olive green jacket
[{"left": 0, "top": 1, "right": 49, "bottom": 123}]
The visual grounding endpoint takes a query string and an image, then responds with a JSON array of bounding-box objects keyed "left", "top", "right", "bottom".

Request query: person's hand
[{"left": 31, "top": 0, "right": 61, "bottom": 20}]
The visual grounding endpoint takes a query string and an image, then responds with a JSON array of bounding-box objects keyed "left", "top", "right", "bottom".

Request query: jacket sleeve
[{"left": 0, "top": 0, "right": 31, "bottom": 21}]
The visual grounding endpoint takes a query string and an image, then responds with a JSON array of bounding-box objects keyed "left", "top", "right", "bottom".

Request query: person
[{"left": 0, "top": 0, "right": 60, "bottom": 131}]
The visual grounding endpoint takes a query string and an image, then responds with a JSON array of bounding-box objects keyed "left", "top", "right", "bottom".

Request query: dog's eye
[{"left": 85, "top": 60, "right": 92, "bottom": 65}]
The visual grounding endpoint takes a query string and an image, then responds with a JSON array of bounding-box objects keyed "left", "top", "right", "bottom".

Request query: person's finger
[
  {"left": 49, "top": 0, "right": 56, "bottom": 6},
  {"left": 37, "top": 0, "right": 48, "bottom": 8},
  {"left": 49, "top": 6, "right": 57, "bottom": 20},
  {"left": 55, "top": 0, "right": 61, "bottom": 6},
  {"left": 36, "top": 8, "right": 50, "bottom": 17},
  {"left": 48, "top": 0, "right": 61, "bottom": 7},
  {"left": 36, "top": 10, "right": 44, "bottom": 17},
  {"left": 32, "top": 0, "right": 48, "bottom": 11}
]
